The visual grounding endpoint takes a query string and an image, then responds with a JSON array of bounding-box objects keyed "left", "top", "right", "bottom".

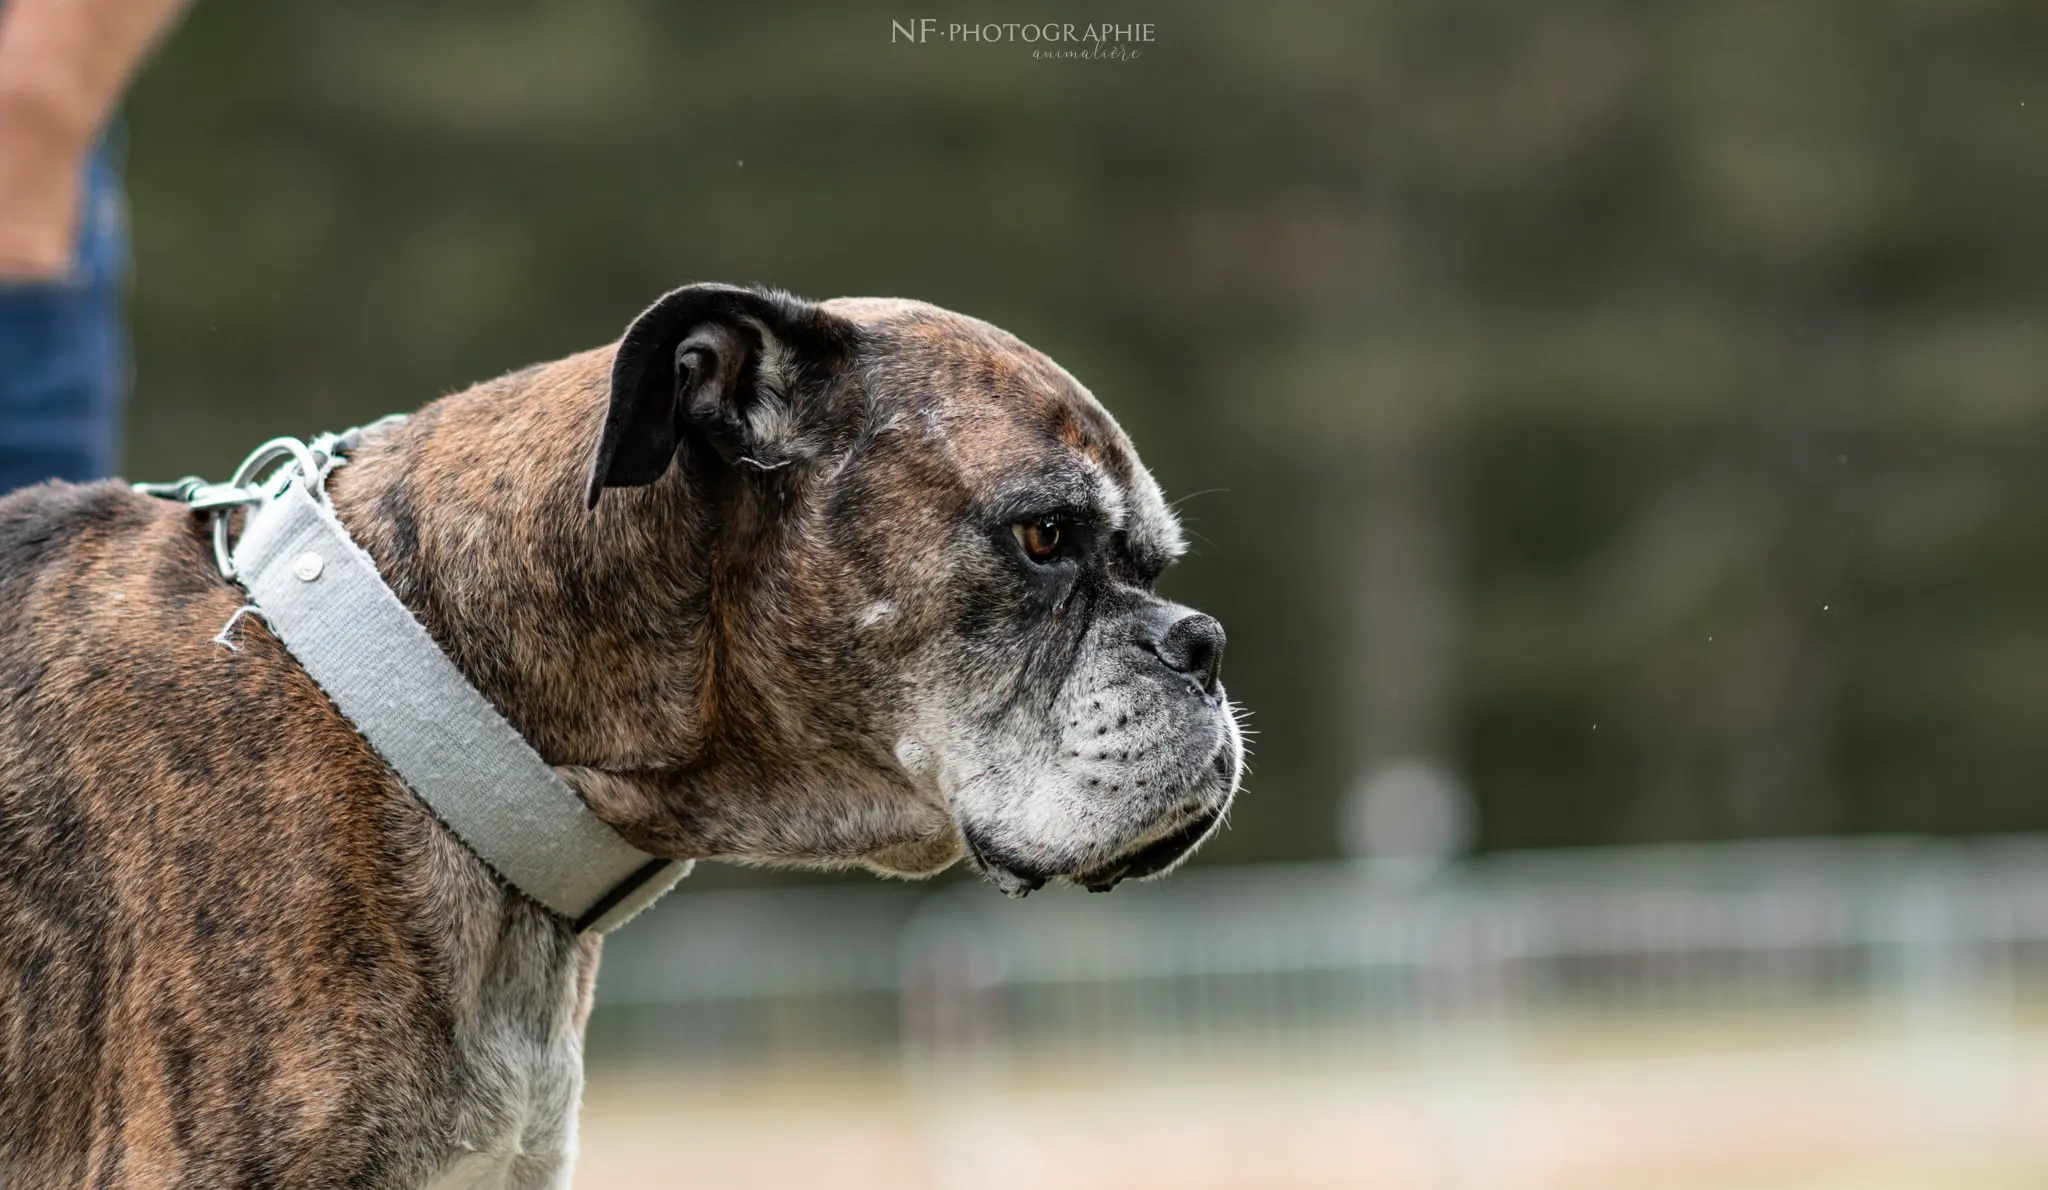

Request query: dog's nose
[{"left": 1157, "top": 612, "right": 1225, "bottom": 695}]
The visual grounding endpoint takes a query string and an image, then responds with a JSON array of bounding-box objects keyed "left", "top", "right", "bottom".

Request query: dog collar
[{"left": 137, "top": 422, "right": 690, "bottom": 933}]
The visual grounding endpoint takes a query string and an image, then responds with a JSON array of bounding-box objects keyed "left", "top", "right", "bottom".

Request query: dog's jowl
[{"left": 0, "top": 284, "right": 1242, "bottom": 1188}]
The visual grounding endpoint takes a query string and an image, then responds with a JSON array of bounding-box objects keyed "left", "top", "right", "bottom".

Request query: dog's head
[{"left": 585, "top": 284, "right": 1242, "bottom": 893}]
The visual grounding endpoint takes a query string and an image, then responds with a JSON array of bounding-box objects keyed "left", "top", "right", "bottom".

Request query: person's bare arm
[{"left": 0, "top": 0, "right": 191, "bottom": 278}]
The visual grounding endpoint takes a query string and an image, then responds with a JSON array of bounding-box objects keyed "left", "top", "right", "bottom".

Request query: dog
[{"left": 0, "top": 283, "right": 1243, "bottom": 1188}]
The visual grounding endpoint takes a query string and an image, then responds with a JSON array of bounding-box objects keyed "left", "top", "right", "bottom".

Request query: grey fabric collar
[{"left": 139, "top": 422, "right": 689, "bottom": 933}]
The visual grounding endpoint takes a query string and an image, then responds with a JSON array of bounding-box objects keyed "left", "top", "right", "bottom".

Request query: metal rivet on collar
[{"left": 293, "top": 551, "right": 325, "bottom": 582}]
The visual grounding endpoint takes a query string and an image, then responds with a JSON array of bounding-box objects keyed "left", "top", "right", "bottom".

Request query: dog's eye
[{"left": 1013, "top": 515, "right": 1065, "bottom": 562}]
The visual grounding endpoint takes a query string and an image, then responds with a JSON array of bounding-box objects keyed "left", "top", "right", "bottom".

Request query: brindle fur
[{"left": 0, "top": 286, "right": 1240, "bottom": 1187}]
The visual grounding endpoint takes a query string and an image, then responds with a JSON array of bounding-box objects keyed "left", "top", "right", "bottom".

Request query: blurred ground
[{"left": 573, "top": 1012, "right": 2048, "bottom": 1190}]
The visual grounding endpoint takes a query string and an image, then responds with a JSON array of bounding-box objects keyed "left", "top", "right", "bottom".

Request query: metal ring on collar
[{"left": 212, "top": 436, "right": 324, "bottom": 579}]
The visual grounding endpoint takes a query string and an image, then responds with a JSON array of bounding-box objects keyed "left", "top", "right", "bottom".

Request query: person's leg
[{"left": 0, "top": 129, "right": 128, "bottom": 492}]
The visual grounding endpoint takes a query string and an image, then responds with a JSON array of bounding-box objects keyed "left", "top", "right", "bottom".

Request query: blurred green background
[{"left": 123, "top": 0, "right": 2048, "bottom": 870}]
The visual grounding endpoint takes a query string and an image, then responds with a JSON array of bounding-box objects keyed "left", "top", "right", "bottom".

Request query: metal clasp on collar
[{"left": 133, "top": 415, "right": 408, "bottom": 580}]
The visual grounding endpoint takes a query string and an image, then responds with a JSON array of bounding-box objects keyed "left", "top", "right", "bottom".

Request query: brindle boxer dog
[{"left": 0, "top": 283, "right": 1242, "bottom": 1188}]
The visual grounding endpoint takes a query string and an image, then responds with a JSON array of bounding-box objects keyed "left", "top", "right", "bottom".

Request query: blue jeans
[{"left": 0, "top": 134, "right": 127, "bottom": 493}]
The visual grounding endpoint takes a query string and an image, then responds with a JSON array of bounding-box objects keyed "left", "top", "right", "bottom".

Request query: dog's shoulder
[{"left": 0, "top": 478, "right": 502, "bottom": 1186}]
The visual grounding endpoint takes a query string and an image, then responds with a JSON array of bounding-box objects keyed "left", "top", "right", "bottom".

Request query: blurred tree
[{"left": 122, "top": 0, "right": 2048, "bottom": 872}]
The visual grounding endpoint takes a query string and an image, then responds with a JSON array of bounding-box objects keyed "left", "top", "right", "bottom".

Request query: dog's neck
[
  {"left": 329, "top": 350, "right": 716, "bottom": 767},
  {"left": 323, "top": 347, "right": 955, "bottom": 872}
]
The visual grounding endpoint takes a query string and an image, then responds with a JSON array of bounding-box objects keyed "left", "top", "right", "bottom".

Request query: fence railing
[{"left": 586, "top": 835, "right": 2048, "bottom": 1066}]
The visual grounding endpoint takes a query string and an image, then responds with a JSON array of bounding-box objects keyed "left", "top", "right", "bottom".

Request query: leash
[{"left": 136, "top": 420, "right": 690, "bottom": 933}]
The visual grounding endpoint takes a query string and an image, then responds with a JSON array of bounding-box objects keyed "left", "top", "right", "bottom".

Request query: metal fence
[{"left": 586, "top": 835, "right": 2048, "bottom": 1067}]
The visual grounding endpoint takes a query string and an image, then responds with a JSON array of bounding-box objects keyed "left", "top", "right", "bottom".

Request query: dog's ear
[{"left": 586, "top": 283, "right": 852, "bottom": 507}]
